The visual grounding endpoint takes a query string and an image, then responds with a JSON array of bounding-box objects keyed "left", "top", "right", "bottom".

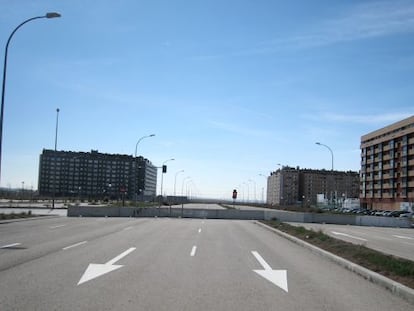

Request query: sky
[{"left": 1, "top": 0, "right": 414, "bottom": 200}]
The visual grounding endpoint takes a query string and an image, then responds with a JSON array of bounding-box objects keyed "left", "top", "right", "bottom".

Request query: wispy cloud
[
  {"left": 193, "top": 0, "right": 414, "bottom": 60},
  {"left": 309, "top": 112, "right": 414, "bottom": 124},
  {"left": 268, "top": 0, "right": 414, "bottom": 50}
]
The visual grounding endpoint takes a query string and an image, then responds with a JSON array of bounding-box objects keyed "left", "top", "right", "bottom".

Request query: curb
[
  {"left": 0, "top": 215, "right": 60, "bottom": 224},
  {"left": 254, "top": 221, "right": 414, "bottom": 305}
]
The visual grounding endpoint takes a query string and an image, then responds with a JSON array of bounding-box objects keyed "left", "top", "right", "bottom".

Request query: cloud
[
  {"left": 193, "top": 0, "right": 414, "bottom": 60},
  {"left": 268, "top": 0, "right": 414, "bottom": 50},
  {"left": 310, "top": 112, "right": 414, "bottom": 124}
]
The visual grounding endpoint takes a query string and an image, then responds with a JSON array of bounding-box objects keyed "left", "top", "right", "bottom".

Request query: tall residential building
[
  {"left": 267, "top": 166, "right": 359, "bottom": 206},
  {"left": 38, "top": 149, "right": 157, "bottom": 199},
  {"left": 267, "top": 167, "right": 299, "bottom": 205},
  {"left": 360, "top": 116, "right": 414, "bottom": 211}
]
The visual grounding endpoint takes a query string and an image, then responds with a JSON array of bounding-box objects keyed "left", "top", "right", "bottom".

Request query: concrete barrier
[{"left": 67, "top": 206, "right": 412, "bottom": 228}]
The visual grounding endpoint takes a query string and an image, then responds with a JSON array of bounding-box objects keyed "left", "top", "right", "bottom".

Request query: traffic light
[
  {"left": 232, "top": 189, "right": 237, "bottom": 199},
  {"left": 162, "top": 165, "right": 167, "bottom": 173}
]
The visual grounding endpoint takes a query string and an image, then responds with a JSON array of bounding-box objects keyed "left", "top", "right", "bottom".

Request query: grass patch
[
  {"left": 0, "top": 211, "right": 38, "bottom": 220},
  {"left": 262, "top": 220, "right": 414, "bottom": 289}
]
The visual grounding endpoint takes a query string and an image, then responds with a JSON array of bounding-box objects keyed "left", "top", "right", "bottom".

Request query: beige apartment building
[
  {"left": 360, "top": 115, "right": 414, "bottom": 211},
  {"left": 267, "top": 166, "right": 359, "bottom": 206},
  {"left": 267, "top": 167, "right": 299, "bottom": 205}
]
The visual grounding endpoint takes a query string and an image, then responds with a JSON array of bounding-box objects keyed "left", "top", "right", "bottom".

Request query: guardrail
[{"left": 67, "top": 206, "right": 412, "bottom": 228}]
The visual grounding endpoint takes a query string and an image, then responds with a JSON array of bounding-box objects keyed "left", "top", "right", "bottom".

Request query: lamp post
[
  {"left": 174, "top": 170, "right": 184, "bottom": 196},
  {"left": 134, "top": 134, "right": 155, "bottom": 203},
  {"left": 316, "top": 141, "right": 335, "bottom": 206},
  {"left": 0, "top": 12, "right": 61, "bottom": 182},
  {"left": 181, "top": 176, "right": 191, "bottom": 215},
  {"left": 315, "top": 142, "right": 334, "bottom": 171},
  {"left": 259, "top": 174, "right": 267, "bottom": 204},
  {"left": 54, "top": 108, "right": 60, "bottom": 151},
  {"left": 52, "top": 108, "right": 60, "bottom": 209},
  {"left": 134, "top": 134, "right": 155, "bottom": 157},
  {"left": 159, "top": 158, "right": 174, "bottom": 198},
  {"left": 248, "top": 179, "right": 257, "bottom": 203},
  {"left": 243, "top": 182, "right": 250, "bottom": 203}
]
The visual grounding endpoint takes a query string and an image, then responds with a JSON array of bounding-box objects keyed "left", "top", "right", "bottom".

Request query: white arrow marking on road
[
  {"left": 251, "top": 251, "right": 288, "bottom": 293},
  {"left": 77, "top": 247, "right": 136, "bottom": 285},
  {"left": 0, "top": 243, "right": 21, "bottom": 249},
  {"left": 331, "top": 231, "right": 367, "bottom": 241}
]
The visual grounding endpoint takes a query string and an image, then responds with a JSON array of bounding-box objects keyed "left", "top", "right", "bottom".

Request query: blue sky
[{"left": 1, "top": 0, "right": 414, "bottom": 199}]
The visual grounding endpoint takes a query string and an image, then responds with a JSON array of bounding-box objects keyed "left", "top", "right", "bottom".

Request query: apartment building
[
  {"left": 267, "top": 167, "right": 299, "bottom": 205},
  {"left": 360, "top": 115, "right": 414, "bottom": 211},
  {"left": 267, "top": 166, "right": 359, "bottom": 206},
  {"left": 38, "top": 149, "right": 157, "bottom": 199}
]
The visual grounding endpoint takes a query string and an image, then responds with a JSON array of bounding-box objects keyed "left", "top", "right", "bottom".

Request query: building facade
[
  {"left": 360, "top": 116, "right": 414, "bottom": 211},
  {"left": 267, "top": 166, "right": 359, "bottom": 206},
  {"left": 267, "top": 167, "right": 299, "bottom": 205},
  {"left": 38, "top": 149, "right": 157, "bottom": 199}
]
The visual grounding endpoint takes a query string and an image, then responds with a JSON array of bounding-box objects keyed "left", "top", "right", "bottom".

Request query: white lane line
[
  {"left": 393, "top": 235, "right": 414, "bottom": 240},
  {"left": 198, "top": 228, "right": 202, "bottom": 233},
  {"left": 0, "top": 243, "right": 21, "bottom": 249},
  {"left": 331, "top": 231, "right": 368, "bottom": 242},
  {"left": 190, "top": 246, "right": 197, "bottom": 257},
  {"left": 123, "top": 226, "right": 133, "bottom": 231},
  {"left": 62, "top": 241, "right": 87, "bottom": 250},
  {"left": 50, "top": 224, "right": 66, "bottom": 229}
]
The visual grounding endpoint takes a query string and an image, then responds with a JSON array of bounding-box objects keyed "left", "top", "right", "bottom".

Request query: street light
[
  {"left": 248, "top": 179, "right": 257, "bottom": 203},
  {"left": 315, "top": 142, "right": 334, "bottom": 171},
  {"left": 0, "top": 12, "right": 61, "bottom": 182},
  {"left": 259, "top": 174, "right": 267, "bottom": 203},
  {"left": 159, "top": 158, "right": 174, "bottom": 197},
  {"left": 316, "top": 141, "right": 335, "bottom": 206},
  {"left": 55, "top": 108, "right": 60, "bottom": 151},
  {"left": 134, "top": 134, "right": 155, "bottom": 157},
  {"left": 243, "top": 182, "right": 250, "bottom": 203},
  {"left": 52, "top": 107, "right": 60, "bottom": 209},
  {"left": 174, "top": 169, "right": 184, "bottom": 196}
]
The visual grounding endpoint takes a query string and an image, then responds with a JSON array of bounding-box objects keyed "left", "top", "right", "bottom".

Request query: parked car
[
  {"left": 399, "top": 212, "right": 413, "bottom": 218},
  {"left": 389, "top": 210, "right": 410, "bottom": 217}
]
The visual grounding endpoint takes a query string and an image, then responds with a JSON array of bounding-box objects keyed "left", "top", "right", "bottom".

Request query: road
[
  {"left": 288, "top": 222, "right": 414, "bottom": 261},
  {"left": 0, "top": 216, "right": 412, "bottom": 310}
]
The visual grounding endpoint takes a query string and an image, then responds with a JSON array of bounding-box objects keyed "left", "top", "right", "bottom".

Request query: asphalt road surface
[
  {"left": 0, "top": 216, "right": 412, "bottom": 310},
  {"left": 288, "top": 222, "right": 414, "bottom": 261}
]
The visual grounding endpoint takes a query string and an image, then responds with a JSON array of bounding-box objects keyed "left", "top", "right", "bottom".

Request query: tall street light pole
[
  {"left": 134, "top": 134, "right": 155, "bottom": 204},
  {"left": 160, "top": 158, "right": 174, "bottom": 198},
  {"left": 55, "top": 108, "right": 60, "bottom": 151},
  {"left": 52, "top": 107, "right": 60, "bottom": 209},
  {"left": 249, "top": 179, "right": 257, "bottom": 203},
  {"left": 316, "top": 141, "right": 335, "bottom": 206},
  {"left": 0, "top": 12, "right": 61, "bottom": 183},
  {"left": 174, "top": 169, "right": 184, "bottom": 196},
  {"left": 315, "top": 142, "right": 334, "bottom": 171},
  {"left": 181, "top": 176, "right": 191, "bottom": 214},
  {"left": 259, "top": 174, "right": 267, "bottom": 204},
  {"left": 134, "top": 134, "right": 155, "bottom": 157}
]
